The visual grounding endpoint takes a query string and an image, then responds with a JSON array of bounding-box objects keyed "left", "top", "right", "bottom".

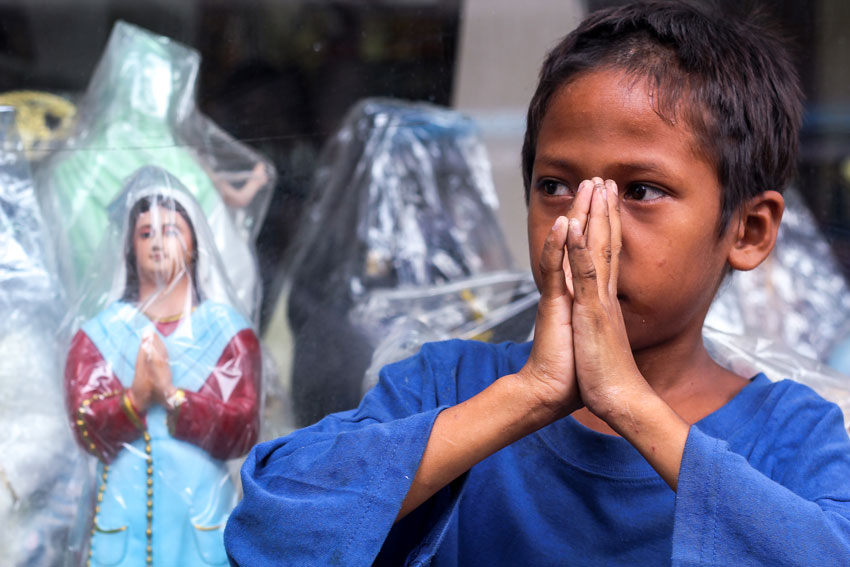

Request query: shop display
[
  {"left": 706, "top": 188, "right": 850, "bottom": 365},
  {"left": 270, "top": 98, "right": 515, "bottom": 426},
  {"left": 37, "top": 21, "right": 274, "bottom": 321},
  {"left": 0, "top": 107, "right": 85, "bottom": 567},
  {"left": 63, "top": 166, "right": 262, "bottom": 567}
]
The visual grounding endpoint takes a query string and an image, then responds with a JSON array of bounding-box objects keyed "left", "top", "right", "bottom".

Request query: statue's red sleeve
[
  {"left": 167, "top": 328, "right": 262, "bottom": 460},
  {"left": 65, "top": 330, "right": 146, "bottom": 463}
]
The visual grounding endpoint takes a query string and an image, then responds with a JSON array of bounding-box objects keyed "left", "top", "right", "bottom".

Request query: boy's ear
[{"left": 726, "top": 190, "right": 785, "bottom": 271}]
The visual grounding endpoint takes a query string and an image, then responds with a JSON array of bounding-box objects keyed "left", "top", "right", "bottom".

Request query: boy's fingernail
[
  {"left": 568, "top": 218, "right": 580, "bottom": 232},
  {"left": 606, "top": 179, "right": 618, "bottom": 196},
  {"left": 552, "top": 216, "right": 565, "bottom": 231},
  {"left": 578, "top": 180, "right": 589, "bottom": 193}
]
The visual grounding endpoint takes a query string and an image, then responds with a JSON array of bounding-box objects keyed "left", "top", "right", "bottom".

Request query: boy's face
[{"left": 527, "top": 68, "right": 738, "bottom": 352}]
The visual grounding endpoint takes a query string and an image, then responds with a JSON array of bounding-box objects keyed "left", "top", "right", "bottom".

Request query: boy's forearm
[
  {"left": 598, "top": 381, "right": 690, "bottom": 491},
  {"left": 396, "top": 372, "right": 576, "bottom": 521}
]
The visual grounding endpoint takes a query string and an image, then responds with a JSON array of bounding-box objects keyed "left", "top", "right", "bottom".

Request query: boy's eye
[
  {"left": 540, "top": 179, "right": 571, "bottom": 197},
  {"left": 624, "top": 183, "right": 665, "bottom": 201}
]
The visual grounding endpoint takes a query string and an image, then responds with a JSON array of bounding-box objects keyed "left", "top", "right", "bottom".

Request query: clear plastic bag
[
  {"left": 0, "top": 106, "right": 86, "bottom": 567},
  {"left": 706, "top": 188, "right": 850, "bottom": 365},
  {"left": 61, "top": 166, "right": 265, "bottom": 567},
  {"left": 830, "top": 336, "right": 850, "bottom": 375},
  {"left": 36, "top": 21, "right": 274, "bottom": 321},
  {"left": 0, "top": 90, "right": 77, "bottom": 164},
  {"left": 269, "top": 98, "right": 515, "bottom": 426},
  {"left": 704, "top": 326, "right": 850, "bottom": 432},
  {"left": 357, "top": 271, "right": 539, "bottom": 394}
]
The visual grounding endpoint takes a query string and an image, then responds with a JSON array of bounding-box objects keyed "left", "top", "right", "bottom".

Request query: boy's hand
[
  {"left": 566, "top": 178, "right": 646, "bottom": 418},
  {"left": 566, "top": 177, "right": 689, "bottom": 491},
  {"left": 518, "top": 181, "right": 596, "bottom": 418}
]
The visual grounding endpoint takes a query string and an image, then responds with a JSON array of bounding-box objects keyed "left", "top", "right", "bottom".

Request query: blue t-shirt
[{"left": 225, "top": 340, "right": 850, "bottom": 566}]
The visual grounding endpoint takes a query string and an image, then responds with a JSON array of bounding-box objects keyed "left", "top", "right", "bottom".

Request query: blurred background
[
  {"left": 0, "top": 2, "right": 848, "bottom": 564},
  {"left": 2, "top": 0, "right": 844, "bottom": 330}
]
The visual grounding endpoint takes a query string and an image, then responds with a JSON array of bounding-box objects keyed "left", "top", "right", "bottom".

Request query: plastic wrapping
[
  {"left": 36, "top": 21, "right": 274, "bottom": 321},
  {"left": 62, "top": 166, "right": 263, "bottom": 567},
  {"left": 0, "top": 106, "right": 85, "bottom": 567},
  {"left": 706, "top": 188, "right": 850, "bottom": 364},
  {"left": 830, "top": 336, "right": 850, "bottom": 375},
  {"left": 704, "top": 327, "right": 850, "bottom": 432},
  {"left": 0, "top": 91, "right": 77, "bottom": 164},
  {"left": 356, "top": 271, "right": 539, "bottom": 393},
  {"left": 272, "top": 98, "right": 515, "bottom": 425}
]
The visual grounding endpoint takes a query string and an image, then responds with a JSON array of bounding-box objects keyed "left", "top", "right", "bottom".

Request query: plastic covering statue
[
  {"left": 63, "top": 166, "right": 262, "bottom": 567},
  {"left": 37, "top": 21, "right": 273, "bottom": 321},
  {"left": 0, "top": 90, "right": 76, "bottom": 163},
  {"left": 268, "top": 98, "right": 515, "bottom": 426},
  {"left": 695, "top": 186, "right": 850, "bottom": 427},
  {"left": 356, "top": 271, "right": 540, "bottom": 395},
  {"left": 0, "top": 106, "right": 85, "bottom": 567},
  {"left": 706, "top": 188, "right": 850, "bottom": 365}
]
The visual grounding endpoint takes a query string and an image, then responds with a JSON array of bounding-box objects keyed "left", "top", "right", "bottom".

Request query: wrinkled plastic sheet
[
  {"left": 36, "top": 20, "right": 274, "bottom": 322},
  {"left": 0, "top": 90, "right": 76, "bottom": 164},
  {"left": 357, "top": 271, "right": 539, "bottom": 394},
  {"left": 0, "top": 106, "right": 86, "bottom": 567},
  {"left": 61, "top": 166, "right": 269, "bottom": 566},
  {"left": 707, "top": 188, "right": 850, "bottom": 365},
  {"left": 285, "top": 98, "right": 513, "bottom": 302},
  {"left": 276, "top": 98, "right": 515, "bottom": 426},
  {"left": 704, "top": 326, "right": 850, "bottom": 432}
]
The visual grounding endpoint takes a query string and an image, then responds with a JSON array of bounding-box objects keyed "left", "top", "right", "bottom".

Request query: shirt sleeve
[
  {"left": 64, "top": 330, "right": 146, "bottom": 463},
  {"left": 167, "top": 328, "right": 262, "bottom": 460},
  {"left": 224, "top": 343, "right": 466, "bottom": 567},
  {"left": 672, "top": 398, "right": 850, "bottom": 566}
]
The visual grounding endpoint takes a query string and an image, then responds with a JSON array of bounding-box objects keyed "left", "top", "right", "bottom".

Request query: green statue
[{"left": 38, "top": 21, "right": 272, "bottom": 320}]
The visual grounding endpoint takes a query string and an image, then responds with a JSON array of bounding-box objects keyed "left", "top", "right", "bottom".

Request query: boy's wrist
[
  {"left": 509, "top": 370, "right": 581, "bottom": 428},
  {"left": 601, "top": 388, "right": 690, "bottom": 491},
  {"left": 588, "top": 376, "right": 655, "bottom": 429}
]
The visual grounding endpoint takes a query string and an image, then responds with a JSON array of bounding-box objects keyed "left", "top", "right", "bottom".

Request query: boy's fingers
[
  {"left": 563, "top": 252, "right": 575, "bottom": 299},
  {"left": 586, "top": 178, "right": 611, "bottom": 291},
  {"left": 566, "top": 217, "right": 597, "bottom": 304},
  {"left": 539, "top": 216, "right": 570, "bottom": 301},
  {"left": 567, "top": 179, "right": 593, "bottom": 235},
  {"left": 606, "top": 179, "right": 622, "bottom": 297}
]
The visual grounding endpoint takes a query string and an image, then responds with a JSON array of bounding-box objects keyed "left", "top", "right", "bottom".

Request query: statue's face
[{"left": 133, "top": 205, "right": 194, "bottom": 288}]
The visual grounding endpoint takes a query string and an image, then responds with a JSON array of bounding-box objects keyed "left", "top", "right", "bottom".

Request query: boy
[{"left": 225, "top": 2, "right": 850, "bottom": 565}]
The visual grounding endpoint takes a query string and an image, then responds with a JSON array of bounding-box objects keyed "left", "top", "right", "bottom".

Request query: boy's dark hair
[{"left": 521, "top": 0, "right": 804, "bottom": 232}]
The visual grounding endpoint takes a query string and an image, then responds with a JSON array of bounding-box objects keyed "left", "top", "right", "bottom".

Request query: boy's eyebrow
[
  {"left": 614, "top": 160, "right": 673, "bottom": 177},
  {"left": 534, "top": 155, "right": 577, "bottom": 170},
  {"left": 534, "top": 155, "right": 675, "bottom": 178}
]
